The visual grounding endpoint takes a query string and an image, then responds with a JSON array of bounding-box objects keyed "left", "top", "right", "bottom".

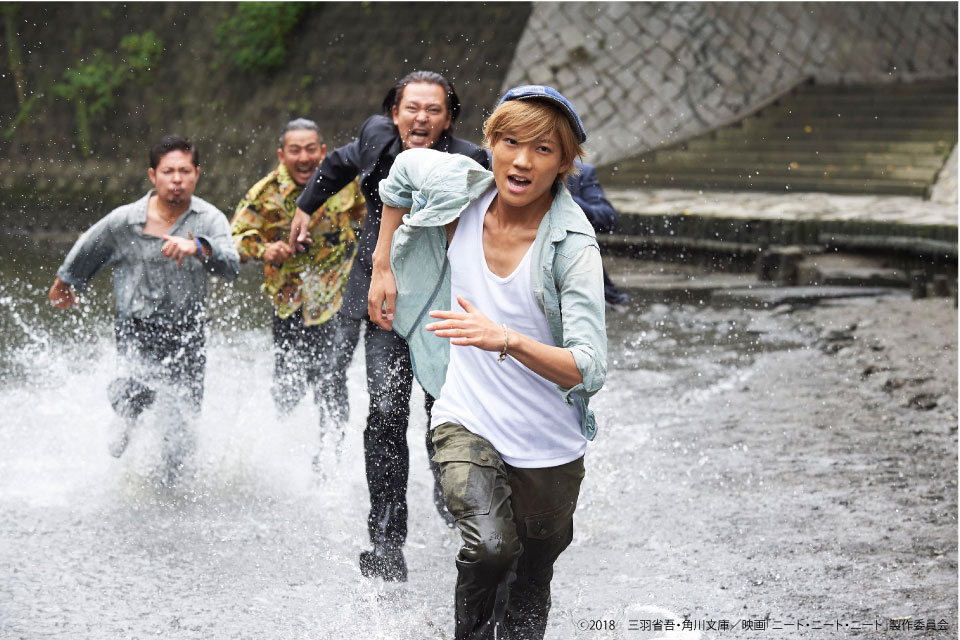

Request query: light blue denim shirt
[
  {"left": 57, "top": 191, "right": 240, "bottom": 322},
  {"left": 379, "top": 148, "right": 607, "bottom": 440}
]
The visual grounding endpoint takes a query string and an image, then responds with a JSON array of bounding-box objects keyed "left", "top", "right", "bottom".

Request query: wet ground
[{"left": 0, "top": 241, "right": 956, "bottom": 639}]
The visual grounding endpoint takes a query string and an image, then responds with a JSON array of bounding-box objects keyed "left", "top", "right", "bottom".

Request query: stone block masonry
[
  {"left": 0, "top": 2, "right": 532, "bottom": 231},
  {"left": 502, "top": 2, "right": 958, "bottom": 167}
]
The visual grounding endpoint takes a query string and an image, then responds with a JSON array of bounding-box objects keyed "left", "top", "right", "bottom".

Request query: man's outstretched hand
[
  {"left": 288, "top": 208, "right": 313, "bottom": 254},
  {"left": 425, "top": 296, "right": 501, "bottom": 351},
  {"left": 48, "top": 277, "right": 76, "bottom": 310}
]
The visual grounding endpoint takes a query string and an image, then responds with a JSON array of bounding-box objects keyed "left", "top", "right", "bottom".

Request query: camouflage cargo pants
[{"left": 431, "top": 422, "right": 585, "bottom": 640}]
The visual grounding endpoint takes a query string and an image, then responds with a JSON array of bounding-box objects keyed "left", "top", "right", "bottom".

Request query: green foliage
[
  {"left": 217, "top": 2, "right": 308, "bottom": 72},
  {"left": 287, "top": 97, "right": 311, "bottom": 114},
  {"left": 55, "top": 50, "right": 124, "bottom": 118},
  {"left": 1, "top": 2, "right": 32, "bottom": 141},
  {"left": 52, "top": 30, "right": 163, "bottom": 155},
  {"left": 2, "top": 2, "right": 25, "bottom": 106},
  {"left": 119, "top": 31, "right": 164, "bottom": 77},
  {"left": 3, "top": 93, "right": 38, "bottom": 141}
]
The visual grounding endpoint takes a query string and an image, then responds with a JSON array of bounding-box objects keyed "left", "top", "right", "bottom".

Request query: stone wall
[
  {"left": 503, "top": 2, "right": 959, "bottom": 167},
  {"left": 0, "top": 2, "right": 530, "bottom": 230}
]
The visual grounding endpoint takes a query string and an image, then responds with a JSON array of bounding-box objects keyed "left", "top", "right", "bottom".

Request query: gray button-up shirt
[{"left": 57, "top": 191, "right": 240, "bottom": 322}]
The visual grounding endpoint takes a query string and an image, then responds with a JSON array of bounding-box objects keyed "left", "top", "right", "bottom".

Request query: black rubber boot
[{"left": 359, "top": 546, "right": 407, "bottom": 582}]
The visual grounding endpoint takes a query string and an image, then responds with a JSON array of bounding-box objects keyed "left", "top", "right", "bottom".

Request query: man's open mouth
[{"left": 408, "top": 128, "right": 430, "bottom": 143}]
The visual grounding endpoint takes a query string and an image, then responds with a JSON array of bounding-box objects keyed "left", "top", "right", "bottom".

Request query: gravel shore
[{"left": 566, "top": 295, "right": 957, "bottom": 639}]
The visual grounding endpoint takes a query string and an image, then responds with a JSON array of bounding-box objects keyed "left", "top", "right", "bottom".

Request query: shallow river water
[{"left": 0, "top": 238, "right": 849, "bottom": 639}]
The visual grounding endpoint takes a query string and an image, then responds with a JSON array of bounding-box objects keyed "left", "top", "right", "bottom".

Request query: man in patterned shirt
[{"left": 231, "top": 119, "right": 365, "bottom": 469}]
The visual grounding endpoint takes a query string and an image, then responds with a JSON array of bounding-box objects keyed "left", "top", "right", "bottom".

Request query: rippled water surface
[{"left": 0, "top": 240, "right": 807, "bottom": 638}]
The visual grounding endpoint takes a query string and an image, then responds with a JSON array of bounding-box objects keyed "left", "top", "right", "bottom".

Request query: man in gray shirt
[{"left": 48, "top": 135, "right": 239, "bottom": 480}]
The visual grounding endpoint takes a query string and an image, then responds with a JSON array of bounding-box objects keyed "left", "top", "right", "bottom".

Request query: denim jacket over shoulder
[{"left": 379, "top": 148, "right": 607, "bottom": 440}]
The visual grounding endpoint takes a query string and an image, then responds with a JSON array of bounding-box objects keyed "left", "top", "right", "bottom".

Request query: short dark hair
[
  {"left": 149, "top": 134, "right": 198, "bottom": 169},
  {"left": 279, "top": 118, "right": 322, "bottom": 147},
  {"left": 381, "top": 70, "right": 461, "bottom": 123}
]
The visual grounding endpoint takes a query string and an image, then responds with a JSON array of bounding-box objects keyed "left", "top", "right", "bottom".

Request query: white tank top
[{"left": 430, "top": 187, "right": 585, "bottom": 468}]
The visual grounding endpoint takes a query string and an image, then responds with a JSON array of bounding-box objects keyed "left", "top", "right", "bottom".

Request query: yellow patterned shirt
[{"left": 231, "top": 164, "right": 365, "bottom": 325}]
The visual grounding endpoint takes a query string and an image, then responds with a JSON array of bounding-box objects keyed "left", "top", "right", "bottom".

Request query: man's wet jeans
[
  {"left": 432, "top": 422, "right": 585, "bottom": 640},
  {"left": 108, "top": 318, "right": 205, "bottom": 473},
  {"left": 109, "top": 318, "right": 205, "bottom": 418}
]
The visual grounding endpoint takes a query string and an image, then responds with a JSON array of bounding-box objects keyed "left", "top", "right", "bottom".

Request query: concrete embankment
[{"left": 599, "top": 188, "right": 958, "bottom": 296}]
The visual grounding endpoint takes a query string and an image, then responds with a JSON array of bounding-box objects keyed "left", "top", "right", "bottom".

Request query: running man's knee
[
  {"left": 458, "top": 523, "right": 522, "bottom": 578},
  {"left": 271, "top": 377, "right": 303, "bottom": 415},
  {"left": 107, "top": 377, "right": 155, "bottom": 419}
]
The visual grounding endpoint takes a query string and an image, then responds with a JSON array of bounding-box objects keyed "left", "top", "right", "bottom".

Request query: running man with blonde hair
[{"left": 369, "top": 85, "right": 607, "bottom": 639}]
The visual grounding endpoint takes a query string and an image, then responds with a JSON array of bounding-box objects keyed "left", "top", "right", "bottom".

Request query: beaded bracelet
[{"left": 498, "top": 324, "right": 509, "bottom": 363}]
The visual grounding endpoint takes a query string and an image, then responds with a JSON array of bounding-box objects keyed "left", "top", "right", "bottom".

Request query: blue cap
[{"left": 496, "top": 85, "right": 587, "bottom": 144}]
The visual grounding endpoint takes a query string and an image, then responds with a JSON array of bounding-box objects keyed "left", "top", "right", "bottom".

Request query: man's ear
[
  {"left": 319, "top": 144, "right": 327, "bottom": 164},
  {"left": 277, "top": 148, "right": 284, "bottom": 164}
]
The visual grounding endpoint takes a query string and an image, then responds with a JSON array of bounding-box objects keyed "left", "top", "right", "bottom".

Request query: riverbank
[{"left": 599, "top": 188, "right": 958, "bottom": 288}]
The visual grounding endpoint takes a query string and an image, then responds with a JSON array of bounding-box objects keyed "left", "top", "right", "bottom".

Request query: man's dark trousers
[
  {"left": 334, "top": 317, "right": 415, "bottom": 550},
  {"left": 271, "top": 310, "right": 345, "bottom": 427}
]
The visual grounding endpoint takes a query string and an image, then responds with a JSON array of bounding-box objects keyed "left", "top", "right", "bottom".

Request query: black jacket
[
  {"left": 566, "top": 161, "right": 628, "bottom": 306},
  {"left": 297, "top": 115, "right": 489, "bottom": 319},
  {"left": 566, "top": 161, "right": 618, "bottom": 234}
]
